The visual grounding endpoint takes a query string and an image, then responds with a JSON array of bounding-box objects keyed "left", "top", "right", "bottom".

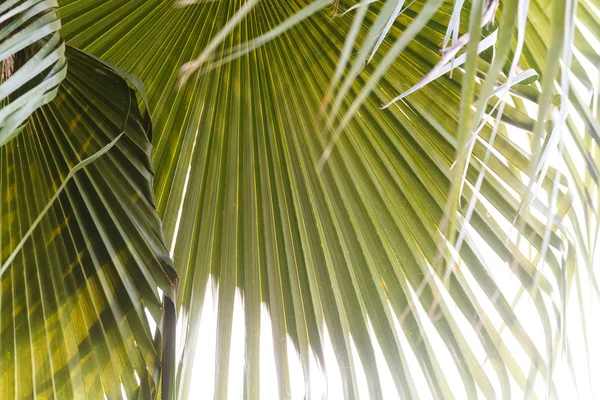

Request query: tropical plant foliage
[
  {"left": 1, "top": 0, "right": 599, "bottom": 398},
  {"left": 0, "top": 45, "right": 177, "bottom": 398},
  {"left": 0, "top": 0, "right": 66, "bottom": 145}
]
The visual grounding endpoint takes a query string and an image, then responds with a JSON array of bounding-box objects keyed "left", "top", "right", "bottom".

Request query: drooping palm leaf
[
  {"left": 0, "top": 0, "right": 66, "bottom": 146},
  {"left": 55, "top": 0, "right": 597, "bottom": 398},
  {"left": 0, "top": 48, "right": 177, "bottom": 399}
]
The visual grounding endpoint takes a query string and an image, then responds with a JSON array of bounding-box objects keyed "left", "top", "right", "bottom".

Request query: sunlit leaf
[
  {"left": 0, "top": 0, "right": 66, "bottom": 145},
  {"left": 36, "top": 0, "right": 600, "bottom": 398},
  {"left": 0, "top": 48, "right": 177, "bottom": 399}
]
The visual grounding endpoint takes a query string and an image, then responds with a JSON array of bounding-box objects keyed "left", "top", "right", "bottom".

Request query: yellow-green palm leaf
[
  {"left": 0, "top": 48, "right": 177, "bottom": 399},
  {"left": 1, "top": 0, "right": 597, "bottom": 397}
]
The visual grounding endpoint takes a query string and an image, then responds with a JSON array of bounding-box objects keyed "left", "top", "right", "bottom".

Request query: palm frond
[
  {"left": 0, "top": 48, "right": 177, "bottom": 399},
  {"left": 52, "top": 0, "right": 600, "bottom": 398},
  {"left": 0, "top": 0, "right": 66, "bottom": 145}
]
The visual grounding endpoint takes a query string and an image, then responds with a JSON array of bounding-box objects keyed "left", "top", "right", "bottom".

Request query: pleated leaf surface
[
  {"left": 0, "top": 48, "right": 177, "bottom": 399},
  {"left": 55, "top": 0, "right": 589, "bottom": 398}
]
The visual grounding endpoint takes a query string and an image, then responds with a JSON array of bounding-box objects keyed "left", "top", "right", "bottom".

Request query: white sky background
[{"left": 179, "top": 253, "right": 600, "bottom": 399}]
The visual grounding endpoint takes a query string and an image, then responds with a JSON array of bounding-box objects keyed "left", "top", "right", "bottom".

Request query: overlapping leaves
[
  {"left": 51, "top": 0, "right": 593, "bottom": 398},
  {"left": 0, "top": 0, "right": 66, "bottom": 146},
  {"left": 0, "top": 48, "right": 177, "bottom": 399}
]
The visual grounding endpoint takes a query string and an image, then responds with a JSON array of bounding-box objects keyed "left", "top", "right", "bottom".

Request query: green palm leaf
[
  {"left": 0, "top": 0, "right": 593, "bottom": 397},
  {"left": 0, "top": 0, "right": 66, "bottom": 146},
  {"left": 0, "top": 48, "right": 177, "bottom": 399},
  {"left": 52, "top": 0, "right": 599, "bottom": 398}
]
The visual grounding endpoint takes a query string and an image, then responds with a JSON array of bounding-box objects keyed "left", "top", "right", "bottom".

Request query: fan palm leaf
[
  {"left": 0, "top": 0, "right": 66, "bottom": 145},
  {"left": 0, "top": 47, "right": 177, "bottom": 399},
  {"left": 0, "top": 0, "right": 598, "bottom": 398}
]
